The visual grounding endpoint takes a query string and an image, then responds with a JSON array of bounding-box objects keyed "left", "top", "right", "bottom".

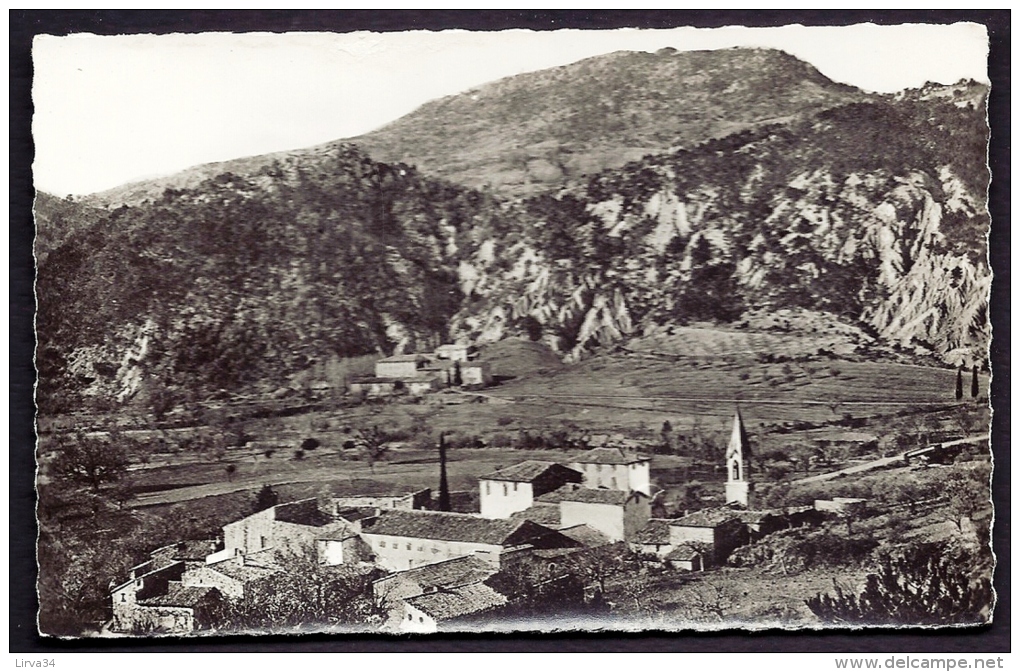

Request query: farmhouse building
[
  {"left": 460, "top": 362, "right": 493, "bottom": 387},
  {"left": 570, "top": 447, "right": 651, "bottom": 496},
  {"left": 629, "top": 518, "right": 675, "bottom": 558},
  {"left": 217, "top": 499, "right": 365, "bottom": 566},
  {"left": 479, "top": 461, "right": 583, "bottom": 519},
  {"left": 537, "top": 484, "right": 650, "bottom": 542},
  {"left": 181, "top": 557, "right": 280, "bottom": 600},
  {"left": 330, "top": 489, "right": 431, "bottom": 513},
  {"left": 111, "top": 561, "right": 223, "bottom": 634},
  {"left": 360, "top": 509, "right": 577, "bottom": 572},
  {"left": 375, "top": 354, "right": 429, "bottom": 379},
  {"left": 668, "top": 508, "right": 747, "bottom": 566},
  {"left": 372, "top": 555, "right": 496, "bottom": 630},
  {"left": 400, "top": 582, "right": 509, "bottom": 633}
]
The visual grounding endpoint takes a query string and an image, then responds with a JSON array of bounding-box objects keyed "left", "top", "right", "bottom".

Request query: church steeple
[{"left": 725, "top": 408, "right": 753, "bottom": 507}]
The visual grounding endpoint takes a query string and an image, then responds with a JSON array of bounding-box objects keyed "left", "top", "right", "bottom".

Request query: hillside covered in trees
[{"left": 35, "top": 50, "right": 990, "bottom": 413}]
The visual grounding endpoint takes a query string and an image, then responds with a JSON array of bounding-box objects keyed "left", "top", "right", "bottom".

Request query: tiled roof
[
  {"left": 633, "top": 518, "right": 674, "bottom": 545},
  {"left": 671, "top": 508, "right": 742, "bottom": 528},
  {"left": 570, "top": 447, "right": 649, "bottom": 465},
  {"left": 479, "top": 460, "right": 577, "bottom": 483},
  {"left": 378, "top": 354, "right": 427, "bottom": 363},
  {"left": 362, "top": 509, "right": 539, "bottom": 546},
  {"left": 205, "top": 559, "right": 280, "bottom": 583},
  {"left": 510, "top": 503, "right": 561, "bottom": 527},
  {"left": 536, "top": 484, "right": 636, "bottom": 505},
  {"left": 735, "top": 509, "right": 781, "bottom": 525},
  {"left": 138, "top": 583, "right": 220, "bottom": 608},
  {"left": 558, "top": 524, "right": 610, "bottom": 548},
  {"left": 377, "top": 555, "right": 495, "bottom": 591},
  {"left": 665, "top": 543, "right": 704, "bottom": 561},
  {"left": 406, "top": 583, "right": 508, "bottom": 622},
  {"left": 150, "top": 540, "right": 219, "bottom": 563},
  {"left": 274, "top": 499, "right": 334, "bottom": 527}
]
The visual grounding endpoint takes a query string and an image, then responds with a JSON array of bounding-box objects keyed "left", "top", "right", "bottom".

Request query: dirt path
[{"left": 792, "top": 434, "right": 989, "bottom": 485}]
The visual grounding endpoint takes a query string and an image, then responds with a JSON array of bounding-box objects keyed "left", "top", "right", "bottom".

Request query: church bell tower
[{"left": 725, "top": 408, "right": 753, "bottom": 507}]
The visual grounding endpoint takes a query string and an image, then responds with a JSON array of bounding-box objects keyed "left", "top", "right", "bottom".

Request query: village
[{"left": 109, "top": 326, "right": 972, "bottom": 638}]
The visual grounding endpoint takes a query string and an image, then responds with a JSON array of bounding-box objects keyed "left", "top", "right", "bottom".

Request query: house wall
[
  {"left": 182, "top": 566, "right": 244, "bottom": 599},
  {"left": 223, "top": 508, "right": 276, "bottom": 557},
  {"left": 560, "top": 501, "right": 625, "bottom": 541},
  {"left": 407, "top": 378, "right": 439, "bottom": 396},
  {"left": 571, "top": 461, "right": 650, "bottom": 495},
  {"left": 630, "top": 541, "right": 674, "bottom": 558},
  {"left": 669, "top": 522, "right": 746, "bottom": 565},
  {"left": 361, "top": 533, "right": 504, "bottom": 571},
  {"left": 332, "top": 490, "right": 429, "bottom": 512},
  {"left": 376, "top": 361, "right": 422, "bottom": 379},
  {"left": 480, "top": 480, "right": 534, "bottom": 519},
  {"left": 623, "top": 497, "right": 652, "bottom": 540},
  {"left": 400, "top": 602, "right": 438, "bottom": 633},
  {"left": 349, "top": 380, "right": 398, "bottom": 398},
  {"left": 122, "top": 605, "right": 196, "bottom": 634},
  {"left": 461, "top": 363, "right": 492, "bottom": 386}
]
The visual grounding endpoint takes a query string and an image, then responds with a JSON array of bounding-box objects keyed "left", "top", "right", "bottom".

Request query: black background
[{"left": 10, "top": 9, "right": 1011, "bottom": 654}]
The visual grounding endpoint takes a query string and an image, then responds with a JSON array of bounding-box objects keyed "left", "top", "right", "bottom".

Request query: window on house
[
  {"left": 380, "top": 541, "right": 387, "bottom": 548},
  {"left": 503, "top": 483, "right": 508, "bottom": 496},
  {"left": 261, "top": 536, "right": 268, "bottom": 549},
  {"left": 121, "top": 594, "right": 126, "bottom": 602},
  {"left": 611, "top": 477, "right": 617, "bottom": 487},
  {"left": 513, "top": 482, "right": 518, "bottom": 491},
  {"left": 486, "top": 482, "right": 491, "bottom": 495},
  {"left": 406, "top": 543, "right": 412, "bottom": 551},
  {"left": 408, "top": 613, "right": 412, "bottom": 621},
  {"left": 418, "top": 545, "right": 424, "bottom": 552},
  {"left": 419, "top": 616, "right": 424, "bottom": 623},
  {"left": 432, "top": 547, "right": 439, "bottom": 554}
]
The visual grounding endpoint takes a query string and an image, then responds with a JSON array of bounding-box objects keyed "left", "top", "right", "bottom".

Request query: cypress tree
[
  {"left": 438, "top": 432, "right": 451, "bottom": 512},
  {"left": 971, "top": 365, "right": 980, "bottom": 399},
  {"left": 955, "top": 368, "right": 964, "bottom": 400}
]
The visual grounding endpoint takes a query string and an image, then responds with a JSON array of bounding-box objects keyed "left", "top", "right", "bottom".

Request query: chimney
[{"left": 438, "top": 432, "right": 451, "bottom": 512}]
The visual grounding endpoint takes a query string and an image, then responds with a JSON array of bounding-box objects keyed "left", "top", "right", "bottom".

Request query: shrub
[
  {"left": 300, "top": 437, "right": 321, "bottom": 451},
  {"left": 806, "top": 540, "right": 992, "bottom": 625},
  {"left": 293, "top": 450, "right": 305, "bottom": 461},
  {"left": 496, "top": 415, "right": 515, "bottom": 427}
]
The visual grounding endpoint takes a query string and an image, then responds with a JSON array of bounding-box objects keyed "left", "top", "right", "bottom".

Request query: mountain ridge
[{"left": 35, "top": 51, "right": 990, "bottom": 411}]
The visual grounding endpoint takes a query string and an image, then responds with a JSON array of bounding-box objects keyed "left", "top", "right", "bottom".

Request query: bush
[
  {"left": 300, "top": 437, "right": 321, "bottom": 451},
  {"left": 293, "top": 450, "right": 305, "bottom": 461},
  {"left": 807, "top": 540, "right": 993, "bottom": 625},
  {"left": 497, "top": 415, "right": 515, "bottom": 426}
]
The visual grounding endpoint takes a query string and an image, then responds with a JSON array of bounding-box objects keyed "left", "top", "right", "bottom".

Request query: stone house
[
  {"left": 220, "top": 499, "right": 363, "bottom": 566},
  {"left": 360, "top": 509, "right": 577, "bottom": 572},
  {"left": 348, "top": 375, "right": 439, "bottom": 398},
  {"left": 181, "top": 557, "right": 280, "bottom": 600},
  {"left": 460, "top": 362, "right": 493, "bottom": 387},
  {"left": 667, "top": 508, "right": 748, "bottom": 566},
  {"left": 569, "top": 447, "right": 651, "bottom": 496},
  {"left": 537, "top": 484, "right": 651, "bottom": 542},
  {"left": 479, "top": 461, "right": 583, "bottom": 519},
  {"left": 372, "top": 555, "right": 496, "bottom": 630},
  {"left": 330, "top": 489, "right": 431, "bottom": 513},
  {"left": 375, "top": 354, "right": 429, "bottom": 379},
  {"left": 400, "top": 582, "right": 508, "bottom": 634},
  {"left": 664, "top": 544, "right": 705, "bottom": 572},
  {"left": 110, "top": 561, "right": 222, "bottom": 634},
  {"left": 629, "top": 518, "right": 675, "bottom": 558}
]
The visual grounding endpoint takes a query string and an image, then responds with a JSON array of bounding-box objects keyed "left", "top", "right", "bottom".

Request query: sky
[{"left": 32, "top": 23, "right": 989, "bottom": 196}]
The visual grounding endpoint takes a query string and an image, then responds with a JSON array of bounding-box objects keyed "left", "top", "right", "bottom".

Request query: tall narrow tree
[
  {"left": 438, "top": 432, "right": 451, "bottom": 512},
  {"left": 955, "top": 368, "right": 964, "bottom": 400},
  {"left": 971, "top": 365, "right": 980, "bottom": 399}
]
